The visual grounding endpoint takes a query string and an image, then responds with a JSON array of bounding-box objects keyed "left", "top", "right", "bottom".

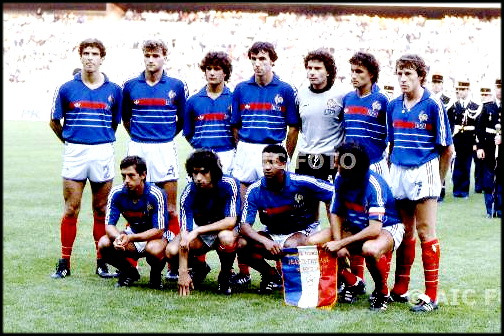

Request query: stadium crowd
[{"left": 3, "top": 8, "right": 501, "bottom": 120}]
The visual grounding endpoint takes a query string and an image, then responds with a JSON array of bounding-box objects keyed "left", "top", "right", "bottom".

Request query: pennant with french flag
[{"left": 280, "top": 245, "right": 338, "bottom": 309}]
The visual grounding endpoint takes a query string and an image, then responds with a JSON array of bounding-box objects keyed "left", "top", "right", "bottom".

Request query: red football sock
[
  {"left": 339, "top": 268, "right": 358, "bottom": 286},
  {"left": 350, "top": 254, "right": 366, "bottom": 280},
  {"left": 367, "top": 252, "right": 392, "bottom": 295},
  {"left": 237, "top": 255, "right": 250, "bottom": 275},
  {"left": 392, "top": 237, "right": 416, "bottom": 295},
  {"left": 196, "top": 254, "right": 206, "bottom": 263},
  {"left": 421, "top": 238, "right": 440, "bottom": 302},
  {"left": 128, "top": 258, "right": 138, "bottom": 268},
  {"left": 93, "top": 214, "right": 106, "bottom": 259},
  {"left": 60, "top": 216, "right": 77, "bottom": 267},
  {"left": 168, "top": 213, "right": 180, "bottom": 236}
]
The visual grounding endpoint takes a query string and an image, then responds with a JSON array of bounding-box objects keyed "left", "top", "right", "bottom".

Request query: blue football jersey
[
  {"left": 105, "top": 182, "right": 168, "bottom": 233},
  {"left": 230, "top": 74, "right": 300, "bottom": 144},
  {"left": 242, "top": 172, "right": 333, "bottom": 234},
  {"left": 330, "top": 170, "right": 401, "bottom": 233},
  {"left": 180, "top": 175, "right": 241, "bottom": 232},
  {"left": 387, "top": 89, "right": 453, "bottom": 167},
  {"left": 51, "top": 72, "right": 122, "bottom": 145}
]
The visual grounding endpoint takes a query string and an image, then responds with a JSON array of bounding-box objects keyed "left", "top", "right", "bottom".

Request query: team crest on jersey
[
  {"left": 272, "top": 94, "right": 284, "bottom": 111},
  {"left": 415, "top": 112, "right": 429, "bottom": 129},
  {"left": 168, "top": 90, "right": 176, "bottom": 99},
  {"left": 294, "top": 193, "right": 304, "bottom": 204},
  {"left": 146, "top": 203, "right": 153, "bottom": 212},
  {"left": 323, "top": 99, "right": 338, "bottom": 116},
  {"left": 369, "top": 101, "right": 381, "bottom": 117},
  {"left": 108, "top": 95, "right": 114, "bottom": 105},
  {"left": 197, "top": 115, "right": 204, "bottom": 120}
]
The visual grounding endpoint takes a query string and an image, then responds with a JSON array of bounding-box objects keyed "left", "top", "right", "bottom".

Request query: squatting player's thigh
[{"left": 382, "top": 223, "right": 405, "bottom": 251}]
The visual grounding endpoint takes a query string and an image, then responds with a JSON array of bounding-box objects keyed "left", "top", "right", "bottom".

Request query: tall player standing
[
  {"left": 49, "top": 38, "right": 122, "bottom": 279},
  {"left": 121, "top": 39, "right": 189, "bottom": 279},
  {"left": 341, "top": 51, "right": 392, "bottom": 294},
  {"left": 229, "top": 41, "right": 300, "bottom": 287},
  {"left": 387, "top": 54, "right": 454, "bottom": 312}
]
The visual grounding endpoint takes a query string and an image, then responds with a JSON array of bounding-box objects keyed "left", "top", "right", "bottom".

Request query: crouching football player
[
  {"left": 165, "top": 149, "right": 241, "bottom": 296},
  {"left": 98, "top": 155, "right": 170, "bottom": 289},
  {"left": 308, "top": 142, "right": 405, "bottom": 311},
  {"left": 237, "top": 144, "right": 334, "bottom": 294}
]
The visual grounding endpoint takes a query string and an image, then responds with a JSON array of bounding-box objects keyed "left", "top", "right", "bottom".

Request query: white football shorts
[
  {"left": 232, "top": 141, "right": 283, "bottom": 184},
  {"left": 390, "top": 158, "right": 441, "bottom": 201},
  {"left": 127, "top": 140, "right": 179, "bottom": 183},
  {"left": 62, "top": 142, "right": 114, "bottom": 182},
  {"left": 215, "top": 148, "right": 236, "bottom": 176}
]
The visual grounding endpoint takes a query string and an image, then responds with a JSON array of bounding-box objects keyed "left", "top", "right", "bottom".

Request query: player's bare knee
[{"left": 361, "top": 243, "right": 381, "bottom": 259}]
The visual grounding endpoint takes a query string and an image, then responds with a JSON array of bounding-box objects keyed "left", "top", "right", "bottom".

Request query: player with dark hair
[
  {"left": 49, "top": 38, "right": 122, "bottom": 279},
  {"left": 122, "top": 39, "right": 189, "bottom": 280},
  {"left": 97, "top": 155, "right": 169, "bottom": 289},
  {"left": 165, "top": 149, "right": 241, "bottom": 295},
  {"left": 237, "top": 144, "right": 333, "bottom": 294},
  {"left": 295, "top": 48, "right": 345, "bottom": 182},
  {"left": 307, "top": 142, "right": 404, "bottom": 311},
  {"left": 229, "top": 41, "right": 300, "bottom": 287},
  {"left": 342, "top": 51, "right": 391, "bottom": 289},
  {"left": 387, "top": 54, "right": 454, "bottom": 312},
  {"left": 184, "top": 51, "right": 236, "bottom": 174}
]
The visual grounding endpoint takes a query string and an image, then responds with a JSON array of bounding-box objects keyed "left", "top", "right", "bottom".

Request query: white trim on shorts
[
  {"left": 382, "top": 223, "right": 405, "bottom": 251},
  {"left": 127, "top": 140, "right": 179, "bottom": 182},
  {"left": 390, "top": 158, "right": 441, "bottom": 201},
  {"left": 62, "top": 142, "right": 115, "bottom": 182}
]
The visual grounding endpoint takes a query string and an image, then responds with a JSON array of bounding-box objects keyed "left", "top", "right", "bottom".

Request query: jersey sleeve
[
  {"left": 242, "top": 184, "right": 258, "bottom": 225},
  {"left": 230, "top": 85, "right": 242, "bottom": 127},
  {"left": 151, "top": 187, "right": 168, "bottom": 231},
  {"left": 182, "top": 96, "right": 195, "bottom": 142},
  {"left": 105, "top": 189, "right": 121, "bottom": 226},
  {"left": 179, "top": 184, "right": 195, "bottom": 232},
  {"left": 121, "top": 81, "right": 133, "bottom": 124},
  {"left": 367, "top": 177, "right": 386, "bottom": 223},
  {"left": 111, "top": 84, "right": 123, "bottom": 128},
  {"left": 285, "top": 84, "right": 301, "bottom": 126},
  {"left": 433, "top": 100, "right": 453, "bottom": 147},
  {"left": 223, "top": 177, "right": 242, "bottom": 219},
  {"left": 50, "top": 85, "right": 65, "bottom": 121},
  {"left": 175, "top": 79, "right": 189, "bottom": 135}
]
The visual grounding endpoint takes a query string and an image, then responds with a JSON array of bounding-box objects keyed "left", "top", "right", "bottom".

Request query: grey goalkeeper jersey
[{"left": 297, "top": 84, "right": 347, "bottom": 154}]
